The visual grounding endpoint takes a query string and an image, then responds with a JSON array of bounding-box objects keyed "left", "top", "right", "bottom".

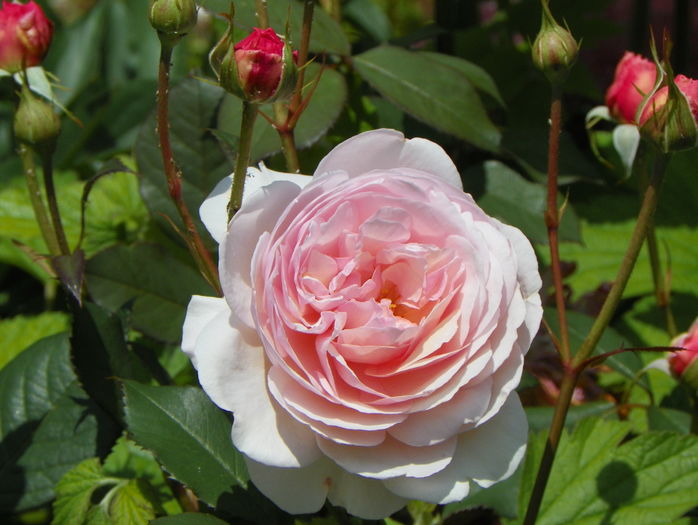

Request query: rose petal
[
  {"left": 318, "top": 434, "right": 457, "bottom": 479},
  {"left": 327, "top": 469, "right": 408, "bottom": 519},
  {"left": 199, "top": 165, "right": 312, "bottom": 244},
  {"left": 314, "top": 129, "right": 461, "bottom": 189},
  {"left": 383, "top": 393, "right": 526, "bottom": 502},
  {"left": 193, "top": 308, "right": 321, "bottom": 468},
  {"left": 181, "top": 295, "right": 229, "bottom": 368},
  {"left": 246, "top": 457, "right": 332, "bottom": 514}
]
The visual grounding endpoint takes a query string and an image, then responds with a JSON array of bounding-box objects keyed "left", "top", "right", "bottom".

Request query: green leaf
[
  {"left": 514, "top": 418, "right": 698, "bottom": 525},
  {"left": 477, "top": 161, "right": 581, "bottom": 244},
  {"left": 85, "top": 243, "right": 211, "bottom": 343},
  {"left": 0, "top": 312, "right": 70, "bottom": 371},
  {"left": 524, "top": 401, "right": 616, "bottom": 433},
  {"left": 199, "top": 0, "right": 350, "bottom": 56},
  {"left": 554, "top": 221, "right": 698, "bottom": 299},
  {"left": 0, "top": 333, "right": 117, "bottom": 513},
  {"left": 71, "top": 302, "right": 150, "bottom": 419},
  {"left": 53, "top": 458, "right": 114, "bottom": 525},
  {"left": 344, "top": 0, "right": 392, "bottom": 42},
  {"left": 646, "top": 406, "right": 691, "bottom": 434},
  {"left": 353, "top": 45, "right": 501, "bottom": 151},
  {"left": 135, "top": 78, "right": 228, "bottom": 240},
  {"left": 217, "top": 64, "right": 348, "bottom": 162},
  {"left": 151, "top": 514, "right": 230, "bottom": 525},
  {"left": 108, "top": 479, "right": 157, "bottom": 525},
  {"left": 103, "top": 435, "right": 182, "bottom": 516},
  {"left": 122, "top": 382, "right": 248, "bottom": 507},
  {"left": 419, "top": 51, "right": 505, "bottom": 107}
]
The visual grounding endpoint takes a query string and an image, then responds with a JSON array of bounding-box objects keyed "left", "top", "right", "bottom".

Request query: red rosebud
[
  {"left": 670, "top": 319, "right": 698, "bottom": 383},
  {"left": 0, "top": 0, "right": 53, "bottom": 73},
  {"left": 605, "top": 51, "right": 657, "bottom": 124}
]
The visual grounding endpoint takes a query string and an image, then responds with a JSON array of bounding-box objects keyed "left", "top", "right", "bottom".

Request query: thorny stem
[
  {"left": 41, "top": 152, "right": 70, "bottom": 255},
  {"left": 19, "top": 144, "right": 61, "bottom": 256},
  {"left": 523, "top": 155, "right": 668, "bottom": 525},
  {"left": 228, "top": 101, "right": 258, "bottom": 220},
  {"left": 545, "top": 87, "right": 571, "bottom": 363},
  {"left": 157, "top": 44, "right": 221, "bottom": 295},
  {"left": 274, "top": 0, "right": 315, "bottom": 173}
]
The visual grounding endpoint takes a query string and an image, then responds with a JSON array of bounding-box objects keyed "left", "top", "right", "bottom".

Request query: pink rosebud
[
  {"left": 233, "top": 27, "right": 298, "bottom": 102},
  {"left": 605, "top": 51, "right": 657, "bottom": 124},
  {"left": 0, "top": 0, "right": 53, "bottom": 73},
  {"left": 639, "top": 74, "right": 698, "bottom": 125},
  {"left": 670, "top": 318, "right": 698, "bottom": 386}
]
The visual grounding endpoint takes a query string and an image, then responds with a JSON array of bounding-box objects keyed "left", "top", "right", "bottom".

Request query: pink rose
[
  {"left": 605, "top": 51, "right": 657, "bottom": 124},
  {"left": 670, "top": 318, "right": 698, "bottom": 384},
  {"left": 183, "top": 130, "right": 542, "bottom": 518},
  {"left": 0, "top": 0, "right": 53, "bottom": 73}
]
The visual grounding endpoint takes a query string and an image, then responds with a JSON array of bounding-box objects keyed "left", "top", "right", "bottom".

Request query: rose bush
[{"left": 182, "top": 129, "right": 543, "bottom": 518}]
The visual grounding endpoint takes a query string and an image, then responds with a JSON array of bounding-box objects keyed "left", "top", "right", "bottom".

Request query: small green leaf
[
  {"left": 122, "top": 381, "right": 249, "bottom": 507},
  {"left": 477, "top": 161, "right": 581, "bottom": 244},
  {"left": 353, "top": 46, "right": 501, "bottom": 151},
  {"left": 108, "top": 479, "right": 157, "bottom": 525},
  {"left": 53, "top": 458, "right": 115, "bottom": 525},
  {"left": 85, "top": 243, "right": 211, "bottom": 343}
]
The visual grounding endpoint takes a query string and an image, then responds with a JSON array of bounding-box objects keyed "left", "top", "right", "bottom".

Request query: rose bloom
[
  {"left": 670, "top": 318, "right": 698, "bottom": 377},
  {"left": 183, "top": 130, "right": 543, "bottom": 518},
  {"left": 0, "top": 0, "right": 53, "bottom": 73},
  {"left": 605, "top": 51, "right": 657, "bottom": 124}
]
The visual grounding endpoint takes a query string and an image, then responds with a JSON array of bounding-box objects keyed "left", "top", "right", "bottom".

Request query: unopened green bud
[
  {"left": 532, "top": 0, "right": 578, "bottom": 84},
  {"left": 148, "top": 0, "right": 197, "bottom": 46},
  {"left": 14, "top": 85, "right": 61, "bottom": 155}
]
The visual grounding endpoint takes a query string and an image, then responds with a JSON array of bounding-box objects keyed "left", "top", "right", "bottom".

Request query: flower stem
[
  {"left": 18, "top": 144, "right": 61, "bottom": 257},
  {"left": 228, "top": 100, "right": 258, "bottom": 220},
  {"left": 646, "top": 220, "right": 677, "bottom": 337},
  {"left": 274, "top": 0, "right": 314, "bottom": 173},
  {"left": 523, "top": 154, "right": 668, "bottom": 525},
  {"left": 545, "top": 87, "right": 571, "bottom": 363},
  {"left": 255, "top": 0, "right": 269, "bottom": 29},
  {"left": 157, "top": 43, "right": 221, "bottom": 295},
  {"left": 41, "top": 152, "right": 70, "bottom": 256}
]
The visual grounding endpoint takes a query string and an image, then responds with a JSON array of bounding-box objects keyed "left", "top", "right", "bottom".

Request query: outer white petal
[
  {"left": 314, "top": 129, "right": 462, "bottom": 189},
  {"left": 496, "top": 221, "right": 543, "bottom": 300},
  {"left": 181, "top": 295, "right": 229, "bottom": 368},
  {"left": 327, "top": 468, "right": 408, "bottom": 519},
  {"left": 246, "top": 457, "right": 333, "bottom": 515},
  {"left": 456, "top": 393, "right": 527, "bottom": 488},
  {"left": 318, "top": 435, "right": 457, "bottom": 479},
  {"left": 193, "top": 308, "right": 321, "bottom": 468},
  {"left": 199, "top": 166, "right": 311, "bottom": 244},
  {"left": 383, "top": 394, "right": 527, "bottom": 502},
  {"left": 220, "top": 180, "right": 305, "bottom": 331}
]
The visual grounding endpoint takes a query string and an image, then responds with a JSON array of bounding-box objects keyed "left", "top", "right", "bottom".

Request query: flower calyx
[
  {"left": 531, "top": 0, "right": 578, "bottom": 85},
  {"left": 13, "top": 83, "right": 61, "bottom": 155}
]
